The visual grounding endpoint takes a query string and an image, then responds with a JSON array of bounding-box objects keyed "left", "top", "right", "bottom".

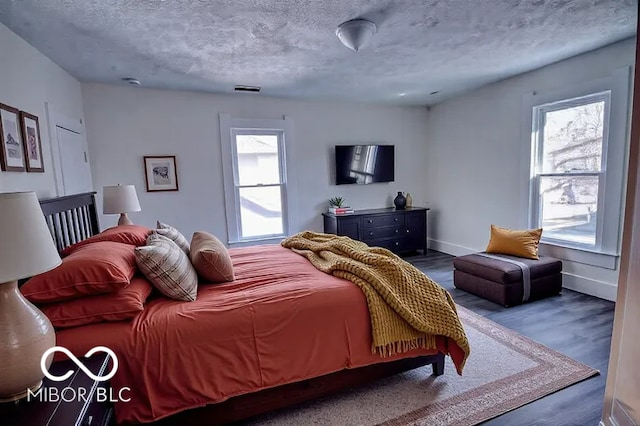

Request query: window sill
[
  {"left": 228, "top": 236, "right": 286, "bottom": 247},
  {"left": 538, "top": 241, "right": 618, "bottom": 270}
]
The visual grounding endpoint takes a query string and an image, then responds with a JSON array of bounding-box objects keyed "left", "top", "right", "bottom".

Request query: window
[
  {"left": 219, "top": 115, "right": 297, "bottom": 244},
  {"left": 524, "top": 68, "right": 631, "bottom": 268},
  {"left": 232, "top": 131, "right": 286, "bottom": 239},
  {"left": 530, "top": 92, "right": 610, "bottom": 248}
]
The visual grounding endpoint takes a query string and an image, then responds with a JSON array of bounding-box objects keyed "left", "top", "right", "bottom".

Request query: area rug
[{"left": 247, "top": 305, "right": 599, "bottom": 426}]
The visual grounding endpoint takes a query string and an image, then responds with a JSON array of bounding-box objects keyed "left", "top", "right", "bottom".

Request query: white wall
[
  {"left": 425, "top": 38, "right": 636, "bottom": 301},
  {"left": 81, "top": 84, "right": 429, "bottom": 239},
  {"left": 0, "top": 23, "right": 85, "bottom": 197}
]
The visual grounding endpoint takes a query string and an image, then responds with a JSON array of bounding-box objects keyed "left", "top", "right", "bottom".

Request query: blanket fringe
[{"left": 373, "top": 334, "right": 437, "bottom": 357}]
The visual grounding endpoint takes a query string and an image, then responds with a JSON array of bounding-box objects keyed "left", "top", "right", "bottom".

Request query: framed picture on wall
[
  {"left": 20, "top": 111, "right": 44, "bottom": 172},
  {"left": 144, "top": 155, "right": 179, "bottom": 192},
  {"left": 0, "top": 103, "right": 26, "bottom": 172}
]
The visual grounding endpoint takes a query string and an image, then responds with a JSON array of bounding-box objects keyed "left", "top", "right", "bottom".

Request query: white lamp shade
[
  {"left": 103, "top": 185, "right": 141, "bottom": 214},
  {"left": 0, "top": 192, "right": 62, "bottom": 283}
]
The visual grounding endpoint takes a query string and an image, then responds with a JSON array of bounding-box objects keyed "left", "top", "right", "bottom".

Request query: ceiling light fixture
[
  {"left": 122, "top": 77, "right": 141, "bottom": 86},
  {"left": 336, "top": 18, "right": 377, "bottom": 52}
]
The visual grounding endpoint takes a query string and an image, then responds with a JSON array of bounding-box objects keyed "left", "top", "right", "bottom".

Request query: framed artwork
[
  {"left": 20, "top": 111, "right": 44, "bottom": 172},
  {"left": 0, "top": 103, "right": 26, "bottom": 172},
  {"left": 144, "top": 155, "right": 179, "bottom": 192}
]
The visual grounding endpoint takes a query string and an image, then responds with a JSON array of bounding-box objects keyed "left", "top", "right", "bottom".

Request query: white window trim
[
  {"left": 219, "top": 114, "right": 298, "bottom": 245},
  {"left": 530, "top": 91, "right": 610, "bottom": 250},
  {"left": 519, "top": 67, "right": 632, "bottom": 269}
]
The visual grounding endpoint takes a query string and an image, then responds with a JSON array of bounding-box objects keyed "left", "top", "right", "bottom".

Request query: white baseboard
[
  {"left": 429, "top": 239, "right": 617, "bottom": 302},
  {"left": 562, "top": 272, "right": 617, "bottom": 302},
  {"left": 428, "top": 239, "right": 475, "bottom": 257}
]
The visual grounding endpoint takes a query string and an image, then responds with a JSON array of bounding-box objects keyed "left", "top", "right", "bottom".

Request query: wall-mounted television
[{"left": 335, "top": 145, "right": 394, "bottom": 185}]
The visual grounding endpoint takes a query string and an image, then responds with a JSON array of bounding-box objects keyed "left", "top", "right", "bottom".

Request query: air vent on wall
[{"left": 234, "top": 85, "right": 261, "bottom": 93}]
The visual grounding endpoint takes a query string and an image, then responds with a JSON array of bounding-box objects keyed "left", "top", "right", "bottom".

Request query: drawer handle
[
  {"left": 394, "top": 218, "right": 399, "bottom": 222},
  {"left": 406, "top": 229, "right": 410, "bottom": 234},
  {"left": 367, "top": 219, "right": 373, "bottom": 224},
  {"left": 395, "top": 242, "right": 399, "bottom": 246},
  {"left": 369, "top": 231, "right": 373, "bottom": 236},
  {"left": 395, "top": 229, "right": 399, "bottom": 234}
]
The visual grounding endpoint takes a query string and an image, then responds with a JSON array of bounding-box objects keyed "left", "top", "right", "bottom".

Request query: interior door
[{"left": 56, "top": 126, "right": 93, "bottom": 195}]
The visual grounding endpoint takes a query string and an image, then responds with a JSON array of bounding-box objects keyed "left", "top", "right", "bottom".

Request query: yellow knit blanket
[{"left": 281, "top": 231, "right": 470, "bottom": 374}]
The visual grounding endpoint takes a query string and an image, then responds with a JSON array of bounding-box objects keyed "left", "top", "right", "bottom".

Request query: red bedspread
[{"left": 56, "top": 245, "right": 450, "bottom": 424}]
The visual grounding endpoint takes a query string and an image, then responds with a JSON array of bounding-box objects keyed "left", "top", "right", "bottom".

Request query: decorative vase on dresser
[
  {"left": 405, "top": 193, "right": 413, "bottom": 208},
  {"left": 393, "top": 192, "right": 406, "bottom": 210}
]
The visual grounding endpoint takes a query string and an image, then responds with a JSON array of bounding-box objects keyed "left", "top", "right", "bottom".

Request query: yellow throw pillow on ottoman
[{"left": 485, "top": 225, "right": 543, "bottom": 260}]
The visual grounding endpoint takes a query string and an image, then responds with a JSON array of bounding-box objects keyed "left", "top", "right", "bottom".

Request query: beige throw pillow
[
  {"left": 135, "top": 232, "right": 198, "bottom": 301},
  {"left": 156, "top": 221, "right": 190, "bottom": 255},
  {"left": 190, "top": 232, "right": 235, "bottom": 283}
]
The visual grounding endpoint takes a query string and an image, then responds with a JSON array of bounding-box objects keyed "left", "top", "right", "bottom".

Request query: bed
[{"left": 34, "top": 192, "right": 462, "bottom": 425}]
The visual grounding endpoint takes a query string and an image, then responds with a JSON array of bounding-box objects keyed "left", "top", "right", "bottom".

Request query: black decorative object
[{"left": 393, "top": 192, "right": 406, "bottom": 210}]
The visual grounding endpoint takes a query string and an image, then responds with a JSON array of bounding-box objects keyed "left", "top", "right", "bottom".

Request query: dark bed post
[
  {"left": 89, "top": 192, "right": 100, "bottom": 233},
  {"left": 432, "top": 353, "right": 445, "bottom": 376}
]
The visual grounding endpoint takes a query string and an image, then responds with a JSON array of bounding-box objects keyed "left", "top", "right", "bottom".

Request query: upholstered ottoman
[{"left": 453, "top": 253, "right": 562, "bottom": 307}]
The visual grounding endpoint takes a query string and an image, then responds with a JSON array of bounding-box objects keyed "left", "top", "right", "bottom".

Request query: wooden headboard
[{"left": 39, "top": 192, "right": 100, "bottom": 251}]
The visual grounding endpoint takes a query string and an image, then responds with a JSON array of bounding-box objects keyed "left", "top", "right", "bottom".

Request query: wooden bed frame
[
  {"left": 39, "top": 192, "right": 100, "bottom": 251},
  {"left": 37, "top": 192, "right": 446, "bottom": 425}
]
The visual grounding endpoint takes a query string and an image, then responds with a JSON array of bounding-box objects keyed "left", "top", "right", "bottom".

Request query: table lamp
[
  {"left": 103, "top": 184, "right": 141, "bottom": 226},
  {"left": 0, "top": 192, "right": 61, "bottom": 401}
]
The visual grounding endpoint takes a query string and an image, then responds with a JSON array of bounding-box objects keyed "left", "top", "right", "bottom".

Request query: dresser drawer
[
  {"left": 367, "top": 238, "right": 406, "bottom": 251},
  {"left": 362, "top": 226, "right": 403, "bottom": 241},
  {"left": 361, "top": 214, "right": 404, "bottom": 228}
]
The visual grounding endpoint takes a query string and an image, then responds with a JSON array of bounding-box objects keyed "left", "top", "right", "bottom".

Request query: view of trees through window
[
  {"left": 536, "top": 97, "right": 607, "bottom": 246},
  {"left": 234, "top": 134, "right": 285, "bottom": 239}
]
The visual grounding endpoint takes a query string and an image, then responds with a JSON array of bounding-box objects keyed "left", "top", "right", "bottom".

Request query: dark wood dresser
[
  {"left": 0, "top": 353, "right": 114, "bottom": 426},
  {"left": 322, "top": 207, "right": 429, "bottom": 254}
]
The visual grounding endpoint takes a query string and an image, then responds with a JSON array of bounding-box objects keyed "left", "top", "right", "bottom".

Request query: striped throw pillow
[
  {"left": 135, "top": 232, "right": 198, "bottom": 301},
  {"left": 156, "top": 221, "right": 190, "bottom": 255}
]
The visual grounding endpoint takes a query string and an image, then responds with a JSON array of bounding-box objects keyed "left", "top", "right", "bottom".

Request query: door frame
[
  {"left": 44, "top": 102, "right": 91, "bottom": 196},
  {"left": 601, "top": 12, "right": 640, "bottom": 426}
]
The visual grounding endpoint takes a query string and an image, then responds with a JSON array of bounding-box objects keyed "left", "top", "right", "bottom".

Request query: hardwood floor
[{"left": 406, "top": 250, "right": 616, "bottom": 426}]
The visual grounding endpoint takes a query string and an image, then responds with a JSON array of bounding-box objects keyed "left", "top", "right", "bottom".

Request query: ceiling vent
[{"left": 234, "top": 85, "right": 261, "bottom": 93}]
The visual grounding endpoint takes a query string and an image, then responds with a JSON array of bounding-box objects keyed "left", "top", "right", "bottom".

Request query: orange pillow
[
  {"left": 22, "top": 241, "right": 137, "bottom": 303},
  {"left": 485, "top": 225, "right": 543, "bottom": 260},
  {"left": 61, "top": 225, "right": 151, "bottom": 256},
  {"left": 38, "top": 276, "right": 153, "bottom": 329},
  {"left": 189, "top": 231, "right": 235, "bottom": 283}
]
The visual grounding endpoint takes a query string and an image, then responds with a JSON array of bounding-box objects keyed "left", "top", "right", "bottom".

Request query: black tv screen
[{"left": 335, "top": 145, "right": 394, "bottom": 185}]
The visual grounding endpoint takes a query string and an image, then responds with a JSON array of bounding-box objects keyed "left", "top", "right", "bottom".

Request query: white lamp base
[
  {"left": 0, "top": 281, "right": 55, "bottom": 402},
  {"left": 118, "top": 213, "right": 133, "bottom": 226}
]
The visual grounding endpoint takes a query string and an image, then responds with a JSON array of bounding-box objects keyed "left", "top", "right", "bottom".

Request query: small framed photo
[
  {"left": 0, "top": 103, "right": 26, "bottom": 172},
  {"left": 144, "top": 155, "right": 179, "bottom": 192},
  {"left": 20, "top": 111, "right": 44, "bottom": 172}
]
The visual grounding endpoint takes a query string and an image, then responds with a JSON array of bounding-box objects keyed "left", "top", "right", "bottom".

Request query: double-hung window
[
  {"left": 219, "top": 115, "right": 296, "bottom": 244},
  {"left": 530, "top": 92, "right": 610, "bottom": 248},
  {"left": 526, "top": 67, "right": 631, "bottom": 266},
  {"left": 231, "top": 130, "right": 287, "bottom": 239}
]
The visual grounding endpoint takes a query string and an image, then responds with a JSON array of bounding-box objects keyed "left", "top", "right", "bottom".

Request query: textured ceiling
[{"left": 0, "top": 0, "right": 636, "bottom": 105}]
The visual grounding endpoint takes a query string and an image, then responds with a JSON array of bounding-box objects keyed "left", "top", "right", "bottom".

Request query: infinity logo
[{"left": 40, "top": 346, "right": 118, "bottom": 382}]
